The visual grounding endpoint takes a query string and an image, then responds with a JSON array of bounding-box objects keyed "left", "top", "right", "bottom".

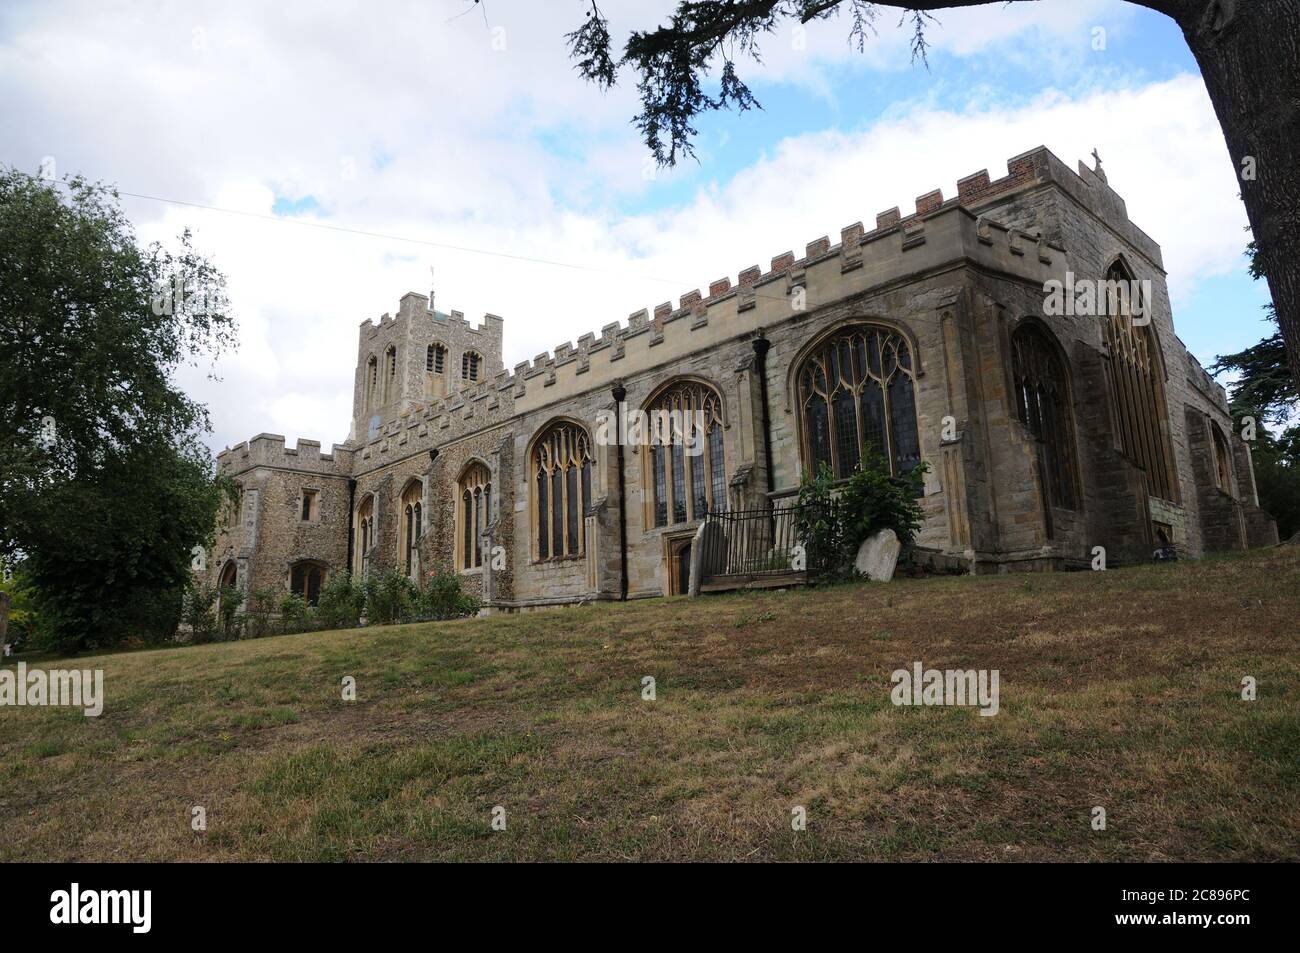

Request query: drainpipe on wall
[
  {"left": 611, "top": 382, "right": 629, "bottom": 601},
  {"left": 752, "top": 333, "right": 775, "bottom": 497},
  {"left": 345, "top": 478, "right": 357, "bottom": 576}
]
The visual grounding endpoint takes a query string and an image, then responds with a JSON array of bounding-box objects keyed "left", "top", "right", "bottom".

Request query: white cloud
[{"left": 0, "top": 1, "right": 1246, "bottom": 455}]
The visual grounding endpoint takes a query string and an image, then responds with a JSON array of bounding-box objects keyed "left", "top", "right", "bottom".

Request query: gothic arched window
[
  {"left": 644, "top": 379, "right": 726, "bottom": 527},
  {"left": 457, "top": 463, "right": 492, "bottom": 570},
  {"left": 354, "top": 494, "right": 375, "bottom": 577},
  {"left": 796, "top": 324, "right": 920, "bottom": 478},
  {"left": 218, "top": 560, "right": 238, "bottom": 591},
  {"left": 399, "top": 481, "right": 423, "bottom": 578},
  {"left": 1211, "top": 421, "right": 1234, "bottom": 495},
  {"left": 1011, "top": 322, "right": 1080, "bottom": 510},
  {"left": 1103, "top": 260, "right": 1177, "bottom": 501},
  {"left": 532, "top": 421, "right": 591, "bottom": 560}
]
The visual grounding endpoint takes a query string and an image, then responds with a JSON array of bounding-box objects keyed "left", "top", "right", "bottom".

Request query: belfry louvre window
[
  {"left": 797, "top": 325, "right": 920, "bottom": 478},
  {"left": 365, "top": 356, "right": 378, "bottom": 411},
  {"left": 458, "top": 463, "right": 492, "bottom": 570},
  {"left": 1102, "top": 261, "right": 1177, "bottom": 502},
  {"left": 383, "top": 346, "right": 397, "bottom": 403},
  {"left": 462, "top": 350, "right": 481, "bottom": 382},
  {"left": 427, "top": 342, "right": 446, "bottom": 374},
  {"left": 533, "top": 422, "right": 591, "bottom": 560},
  {"left": 1011, "top": 323, "right": 1079, "bottom": 510},
  {"left": 646, "top": 380, "right": 726, "bottom": 527}
]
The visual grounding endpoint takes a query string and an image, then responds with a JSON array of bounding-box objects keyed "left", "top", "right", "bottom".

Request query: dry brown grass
[{"left": 1, "top": 546, "right": 1297, "bottom": 861}]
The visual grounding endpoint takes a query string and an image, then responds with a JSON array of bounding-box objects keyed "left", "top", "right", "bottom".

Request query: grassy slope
[{"left": 1, "top": 547, "right": 1297, "bottom": 862}]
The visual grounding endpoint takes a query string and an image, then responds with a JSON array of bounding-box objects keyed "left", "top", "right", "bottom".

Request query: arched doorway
[
  {"left": 290, "top": 561, "right": 326, "bottom": 605},
  {"left": 218, "top": 561, "right": 238, "bottom": 591}
]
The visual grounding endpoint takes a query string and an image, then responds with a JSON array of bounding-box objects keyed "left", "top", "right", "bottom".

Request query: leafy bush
[
  {"left": 795, "top": 451, "right": 927, "bottom": 581},
  {"left": 363, "top": 569, "right": 417, "bottom": 625},
  {"left": 182, "top": 584, "right": 220, "bottom": 644},
  {"left": 278, "top": 593, "right": 309, "bottom": 626},
  {"left": 217, "top": 584, "right": 243, "bottom": 637},
  {"left": 416, "top": 571, "right": 482, "bottom": 620},
  {"left": 243, "top": 588, "right": 281, "bottom": 638},
  {"left": 316, "top": 571, "right": 364, "bottom": 629},
  {"left": 0, "top": 565, "right": 40, "bottom": 653}
]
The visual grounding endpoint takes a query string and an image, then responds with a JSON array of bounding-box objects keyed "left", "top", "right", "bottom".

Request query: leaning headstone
[
  {"left": 855, "top": 529, "right": 901, "bottom": 581},
  {"left": 688, "top": 519, "right": 727, "bottom": 596}
]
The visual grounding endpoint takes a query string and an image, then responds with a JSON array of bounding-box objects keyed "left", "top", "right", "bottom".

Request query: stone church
[{"left": 205, "top": 146, "right": 1277, "bottom": 611}]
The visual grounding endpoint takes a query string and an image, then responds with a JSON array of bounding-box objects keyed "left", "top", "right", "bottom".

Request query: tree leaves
[{"left": 0, "top": 168, "right": 236, "bottom": 651}]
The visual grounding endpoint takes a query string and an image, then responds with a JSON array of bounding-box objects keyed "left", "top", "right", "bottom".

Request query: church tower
[{"left": 348, "top": 290, "right": 504, "bottom": 444}]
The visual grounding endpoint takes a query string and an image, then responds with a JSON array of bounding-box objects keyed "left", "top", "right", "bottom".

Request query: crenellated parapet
[
  {"left": 216, "top": 433, "right": 357, "bottom": 477},
  {"left": 352, "top": 369, "right": 516, "bottom": 468},
  {"left": 358, "top": 293, "right": 505, "bottom": 343},
  {"left": 500, "top": 148, "right": 1098, "bottom": 413},
  {"left": 247, "top": 146, "right": 1156, "bottom": 469}
]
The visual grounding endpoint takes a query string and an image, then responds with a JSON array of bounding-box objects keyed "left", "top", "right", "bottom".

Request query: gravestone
[
  {"left": 855, "top": 529, "right": 901, "bottom": 582},
  {"left": 688, "top": 520, "right": 727, "bottom": 596}
]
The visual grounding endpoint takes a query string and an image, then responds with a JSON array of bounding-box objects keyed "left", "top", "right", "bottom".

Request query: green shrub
[
  {"left": 363, "top": 569, "right": 417, "bottom": 625},
  {"left": 0, "top": 565, "right": 39, "bottom": 653},
  {"left": 795, "top": 451, "right": 927, "bottom": 581},
  {"left": 416, "top": 571, "right": 482, "bottom": 620},
  {"left": 316, "top": 571, "right": 364, "bottom": 629},
  {"left": 278, "top": 590, "right": 310, "bottom": 629},
  {"left": 216, "top": 584, "right": 243, "bottom": 637},
  {"left": 244, "top": 588, "right": 281, "bottom": 638},
  {"left": 182, "top": 584, "right": 220, "bottom": 644}
]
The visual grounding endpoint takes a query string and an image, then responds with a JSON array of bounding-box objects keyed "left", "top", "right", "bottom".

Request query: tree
[
  {"left": 567, "top": 0, "right": 1300, "bottom": 392},
  {"left": 0, "top": 168, "right": 237, "bottom": 652},
  {"left": 1211, "top": 242, "right": 1300, "bottom": 540}
]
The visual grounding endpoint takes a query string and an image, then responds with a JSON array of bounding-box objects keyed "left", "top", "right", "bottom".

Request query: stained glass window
[
  {"left": 645, "top": 380, "right": 726, "bottom": 526},
  {"left": 797, "top": 325, "right": 920, "bottom": 479},
  {"left": 533, "top": 422, "right": 592, "bottom": 559}
]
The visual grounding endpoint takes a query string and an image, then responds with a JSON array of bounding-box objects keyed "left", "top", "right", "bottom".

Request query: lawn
[{"left": 2, "top": 547, "right": 1297, "bottom": 862}]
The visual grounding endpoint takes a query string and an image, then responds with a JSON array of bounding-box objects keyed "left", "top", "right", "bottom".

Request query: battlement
[
  {"left": 358, "top": 292, "right": 504, "bottom": 340},
  {"left": 487, "top": 149, "right": 1109, "bottom": 413},
  {"left": 216, "top": 433, "right": 356, "bottom": 476},
  {"left": 341, "top": 146, "right": 1160, "bottom": 459}
]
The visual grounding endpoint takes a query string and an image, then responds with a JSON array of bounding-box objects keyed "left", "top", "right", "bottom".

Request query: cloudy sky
[{"left": 0, "top": 0, "right": 1270, "bottom": 454}]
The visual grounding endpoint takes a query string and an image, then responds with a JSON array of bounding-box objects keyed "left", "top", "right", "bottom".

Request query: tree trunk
[{"left": 1175, "top": 0, "right": 1300, "bottom": 391}]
